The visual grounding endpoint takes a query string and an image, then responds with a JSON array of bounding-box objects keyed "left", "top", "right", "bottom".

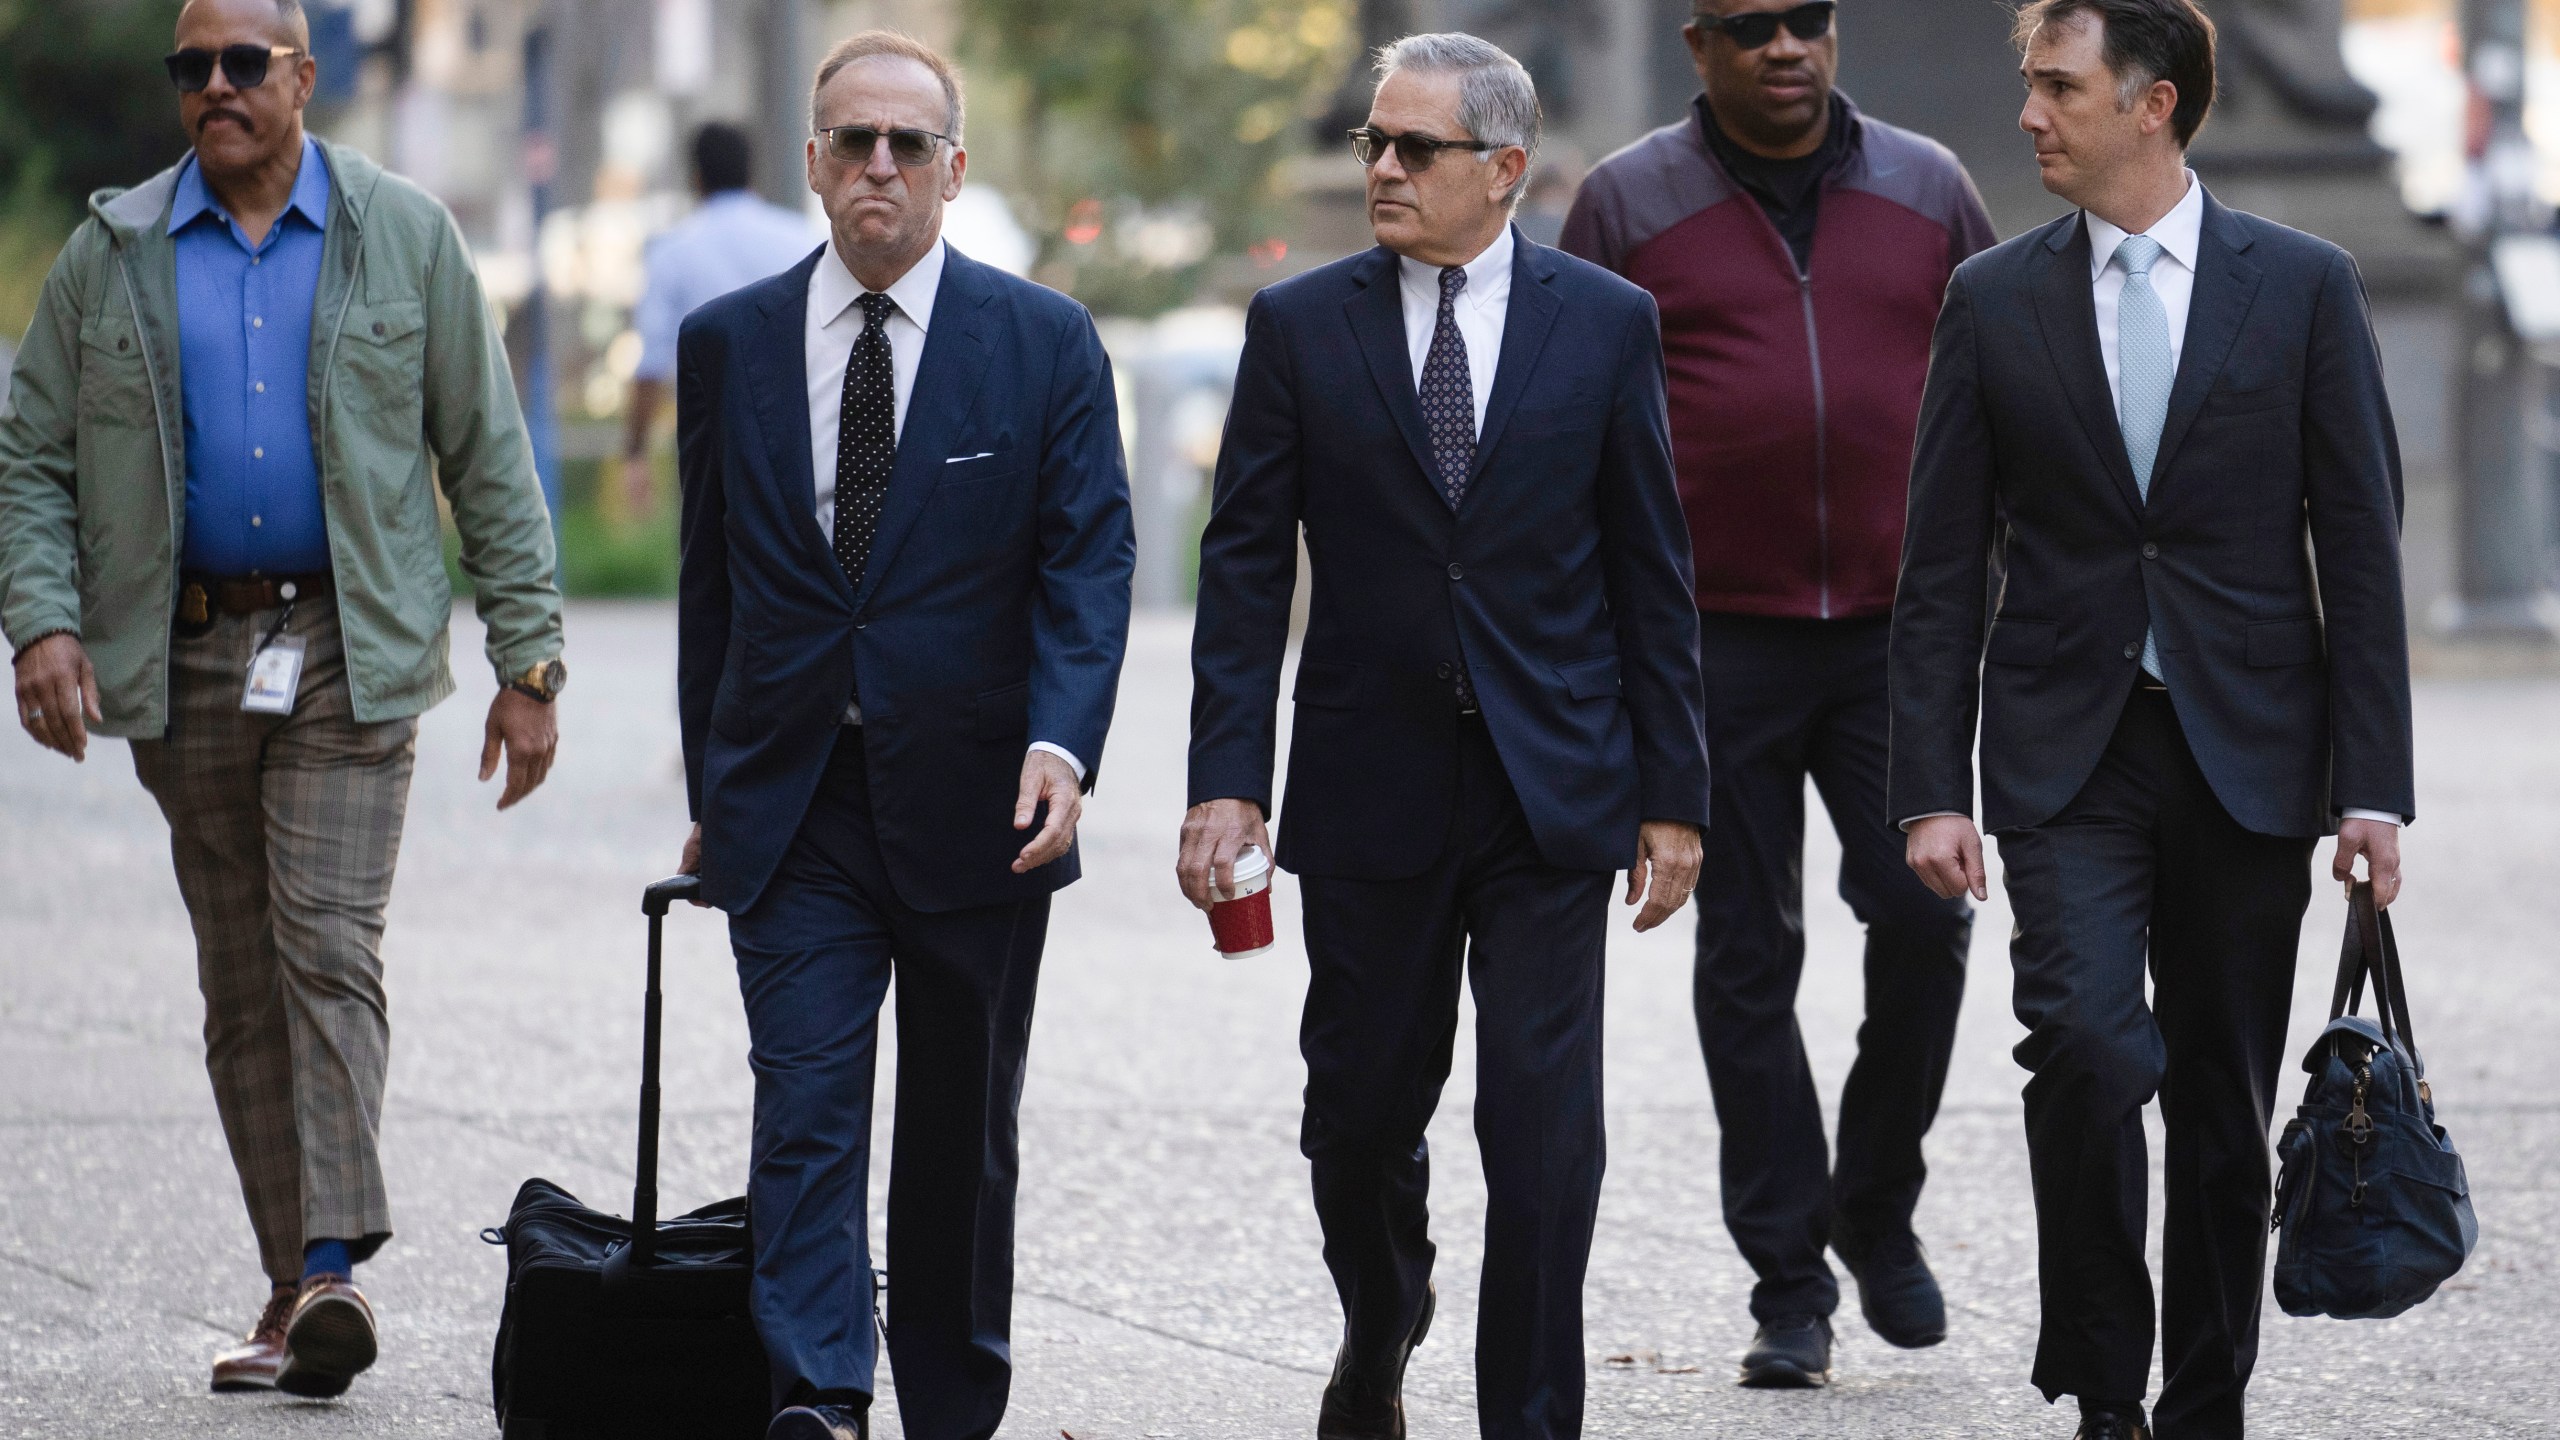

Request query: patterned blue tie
[
  {"left": 2114, "top": 234, "right": 2171, "bottom": 681},
  {"left": 1419, "top": 265, "right": 1476, "bottom": 506}
]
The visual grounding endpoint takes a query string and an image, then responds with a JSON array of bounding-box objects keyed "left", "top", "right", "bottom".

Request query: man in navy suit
[
  {"left": 1890, "top": 4, "right": 2411, "bottom": 1437},
  {"left": 674, "top": 31, "right": 1132, "bottom": 1440},
  {"left": 1181, "top": 34, "right": 1710, "bottom": 1440}
]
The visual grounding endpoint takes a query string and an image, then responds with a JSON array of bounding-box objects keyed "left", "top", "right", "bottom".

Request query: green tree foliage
[
  {"left": 0, "top": 0, "right": 188, "bottom": 336},
  {"left": 958, "top": 0, "right": 1357, "bottom": 314}
]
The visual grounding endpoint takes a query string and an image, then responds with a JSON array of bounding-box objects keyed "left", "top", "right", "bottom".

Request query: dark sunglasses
[
  {"left": 1693, "top": 1, "right": 1836, "bottom": 49},
  {"left": 816, "top": 125, "right": 952, "bottom": 168},
  {"left": 1347, "top": 126, "right": 1500, "bottom": 172},
  {"left": 163, "top": 44, "right": 304, "bottom": 93}
]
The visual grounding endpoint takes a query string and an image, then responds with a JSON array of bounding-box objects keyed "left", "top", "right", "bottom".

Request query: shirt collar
[
  {"left": 812, "top": 235, "right": 946, "bottom": 334},
  {"left": 169, "top": 134, "right": 331, "bottom": 239},
  {"left": 2084, "top": 169, "right": 2203, "bottom": 281},
  {"left": 1398, "top": 222, "right": 1515, "bottom": 309}
]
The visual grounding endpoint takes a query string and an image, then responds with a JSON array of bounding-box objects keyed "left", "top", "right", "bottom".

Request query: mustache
[{"left": 198, "top": 107, "right": 254, "bottom": 133}]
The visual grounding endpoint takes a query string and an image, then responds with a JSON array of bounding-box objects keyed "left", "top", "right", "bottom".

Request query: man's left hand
[
  {"left": 1012, "top": 749, "right": 1083, "bottom": 873},
  {"left": 480, "top": 687, "right": 558, "bottom": 810},
  {"left": 1626, "top": 820, "right": 1704, "bottom": 933},
  {"left": 2333, "top": 817, "right": 2402, "bottom": 908}
]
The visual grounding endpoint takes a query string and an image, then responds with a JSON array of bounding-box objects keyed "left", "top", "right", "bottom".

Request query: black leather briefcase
[{"left": 485, "top": 875, "right": 770, "bottom": 1440}]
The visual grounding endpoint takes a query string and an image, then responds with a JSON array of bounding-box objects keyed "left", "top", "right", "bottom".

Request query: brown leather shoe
[
  {"left": 1316, "top": 1283, "right": 1434, "bottom": 1440},
  {"left": 209, "top": 1285, "right": 297, "bottom": 1392},
  {"left": 276, "top": 1275, "right": 378, "bottom": 1398}
]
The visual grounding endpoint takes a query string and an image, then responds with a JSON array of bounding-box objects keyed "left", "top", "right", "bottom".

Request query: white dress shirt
[
  {"left": 1398, "top": 224, "right": 1514, "bottom": 432},
  {"left": 808, "top": 236, "right": 943, "bottom": 534},
  {"left": 1900, "top": 175, "right": 2397, "bottom": 829},
  {"left": 801, "top": 236, "right": 1082, "bottom": 779},
  {"left": 2085, "top": 170, "right": 2203, "bottom": 409}
]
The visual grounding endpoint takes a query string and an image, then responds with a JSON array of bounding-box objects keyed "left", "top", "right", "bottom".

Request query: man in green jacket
[{"left": 0, "top": 0, "right": 564, "bottom": 1400}]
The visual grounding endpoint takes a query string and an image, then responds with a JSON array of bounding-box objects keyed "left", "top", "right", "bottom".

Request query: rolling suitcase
[{"left": 485, "top": 874, "right": 770, "bottom": 1439}]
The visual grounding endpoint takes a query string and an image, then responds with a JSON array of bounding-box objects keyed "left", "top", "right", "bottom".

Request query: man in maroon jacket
[{"left": 1562, "top": 0, "right": 1995, "bottom": 1390}]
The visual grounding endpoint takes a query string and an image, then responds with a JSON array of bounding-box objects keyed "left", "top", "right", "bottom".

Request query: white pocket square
[{"left": 946, "top": 451, "right": 996, "bottom": 464}]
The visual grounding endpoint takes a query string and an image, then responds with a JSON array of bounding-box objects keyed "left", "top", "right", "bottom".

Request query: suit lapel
[
  {"left": 1465, "top": 230, "right": 1561, "bottom": 493},
  {"left": 743, "top": 250, "right": 853, "bottom": 600},
  {"left": 849, "top": 245, "right": 996, "bottom": 612},
  {"left": 2031, "top": 217, "right": 2145, "bottom": 520},
  {"left": 1343, "top": 246, "right": 1443, "bottom": 499},
  {"left": 2146, "top": 194, "right": 2262, "bottom": 499}
]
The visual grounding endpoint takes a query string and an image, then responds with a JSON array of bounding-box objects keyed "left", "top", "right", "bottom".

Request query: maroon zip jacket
[{"left": 1563, "top": 97, "right": 1995, "bottom": 619}]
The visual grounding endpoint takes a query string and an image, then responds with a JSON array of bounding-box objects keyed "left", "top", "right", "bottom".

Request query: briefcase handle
[
  {"left": 2327, "top": 879, "right": 2422, "bottom": 1074},
  {"left": 627, "top": 874, "right": 702, "bottom": 1263}
]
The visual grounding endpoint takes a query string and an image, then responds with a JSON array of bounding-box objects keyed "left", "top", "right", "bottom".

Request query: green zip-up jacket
[{"left": 0, "top": 138, "right": 561, "bottom": 736}]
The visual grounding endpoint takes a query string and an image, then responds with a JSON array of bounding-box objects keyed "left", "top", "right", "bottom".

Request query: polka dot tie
[
  {"left": 832, "top": 291, "right": 898, "bottom": 588},
  {"left": 1419, "top": 265, "right": 1480, "bottom": 711},
  {"left": 1420, "top": 264, "right": 1476, "bottom": 507}
]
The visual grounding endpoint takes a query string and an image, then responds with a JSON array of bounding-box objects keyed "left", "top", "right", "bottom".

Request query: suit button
[
  {"left": 2142, "top": 542, "right": 2160, "bottom": 560},
  {"left": 1435, "top": 662, "right": 1453, "bottom": 680},
  {"left": 1447, "top": 563, "right": 1464, "bottom": 581},
  {"left": 2123, "top": 642, "right": 2139, "bottom": 660},
  {"left": 853, "top": 617, "right": 868, "bottom": 630}
]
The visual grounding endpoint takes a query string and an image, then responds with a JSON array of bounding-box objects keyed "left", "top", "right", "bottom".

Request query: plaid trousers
[{"left": 129, "top": 596, "right": 416, "bottom": 1284}]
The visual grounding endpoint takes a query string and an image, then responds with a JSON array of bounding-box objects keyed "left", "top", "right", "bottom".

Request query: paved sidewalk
[{"left": 3, "top": 604, "right": 2554, "bottom": 1439}]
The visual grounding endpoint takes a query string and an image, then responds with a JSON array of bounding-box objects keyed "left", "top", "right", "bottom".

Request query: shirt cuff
[
  {"left": 1029, "top": 741, "right": 1086, "bottom": 783},
  {"left": 1897, "top": 811, "right": 1967, "bottom": 833},
  {"left": 2340, "top": 808, "right": 2403, "bottom": 827}
]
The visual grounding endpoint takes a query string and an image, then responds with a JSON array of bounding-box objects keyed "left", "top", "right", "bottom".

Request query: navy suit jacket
[
  {"left": 678, "top": 244, "right": 1135, "bottom": 913},
  {"left": 1189, "top": 232, "right": 1710, "bottom": 880},
  {"left": 1888, "top": 193, "right": 2414, "bottom": 839}
]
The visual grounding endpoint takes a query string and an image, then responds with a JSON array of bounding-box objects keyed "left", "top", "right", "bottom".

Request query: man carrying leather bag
[{"left": 1889, "top": 3, "right": 2415, "bottom": 1435}]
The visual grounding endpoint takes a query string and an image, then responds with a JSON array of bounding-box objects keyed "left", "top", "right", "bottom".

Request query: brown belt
[{"left": 178, "top": 572, "right": 334, "bottom": 624}]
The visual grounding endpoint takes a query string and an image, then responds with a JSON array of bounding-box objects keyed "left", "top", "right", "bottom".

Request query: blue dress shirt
[
  {"left": 173, "top": 135, "right": 333, "bottom": 576},
  {"left": 632, "top": 189, "right": 821, "bottom": 383}
]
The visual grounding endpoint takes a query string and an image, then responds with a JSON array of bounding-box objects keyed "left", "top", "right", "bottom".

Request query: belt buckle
[{"left": 178, "top": 582, "right": 211, "bottom": 627}]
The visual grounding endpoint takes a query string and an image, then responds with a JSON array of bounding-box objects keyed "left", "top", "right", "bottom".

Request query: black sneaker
[
  {"left": 1737, "top": 1313, "right": 1832, "bottom": 1388},
  {"left": 1832, "top": 1221, "right": 1948, "bottom": 1349}
]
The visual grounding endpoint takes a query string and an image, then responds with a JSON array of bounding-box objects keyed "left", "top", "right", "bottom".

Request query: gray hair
[
  {"left": 1373, "top": 32, "right": 1542, "bottom": 206},
  {"left": 811, "top": 30, "right": 964, "bottom": 139}
]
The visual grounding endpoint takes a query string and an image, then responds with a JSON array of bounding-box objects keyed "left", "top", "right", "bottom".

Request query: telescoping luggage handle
[
  {"left": 2328, "top": 879, "right": 2422, "bottom": 1075},
  {"left": 629, "top": 874, "right": 703, "bottom": 1264}
]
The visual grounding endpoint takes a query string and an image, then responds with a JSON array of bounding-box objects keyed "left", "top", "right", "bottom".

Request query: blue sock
[{"left": 301, "top": 1238, "right": 353, "bottom": 1282}]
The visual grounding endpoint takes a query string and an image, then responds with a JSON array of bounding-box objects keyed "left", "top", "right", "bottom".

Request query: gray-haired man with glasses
[{"left": 1184, "top": 32, "right": 1707, "bottom": 1440}]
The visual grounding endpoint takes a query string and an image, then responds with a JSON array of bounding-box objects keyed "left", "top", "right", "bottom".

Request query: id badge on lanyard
[{"left": 242, "top": 599, "right": 306, "bottom": 715}]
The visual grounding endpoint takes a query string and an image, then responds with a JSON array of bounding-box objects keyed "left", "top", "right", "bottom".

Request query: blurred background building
[{"left": 2, "top": 0, "right": 2556, "bottom": 639}]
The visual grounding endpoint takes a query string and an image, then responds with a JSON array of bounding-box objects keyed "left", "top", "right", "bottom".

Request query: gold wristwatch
[{"left": 507, "top": 658, "right": 567, "bottom": 704}]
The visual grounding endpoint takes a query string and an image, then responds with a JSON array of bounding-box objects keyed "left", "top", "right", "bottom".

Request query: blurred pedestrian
[
  {"left": 673, "top": 30, "right": 1132, "bottom": 1440},
  {"left": 1891, "top": 3, "right": 2412, "bottom": 1436},
  {"left": 1560, "top": 0, "right": 1995, "bottom": 1389},
  {"left": 621, "top": 121, "right": 821, "bottom": 519},
  {"left": 1183, "top": 34, "right": 1708, "bottom": 1440},
  {"left": 0, "top": 0, "right": 564, "bottom": 1402}
]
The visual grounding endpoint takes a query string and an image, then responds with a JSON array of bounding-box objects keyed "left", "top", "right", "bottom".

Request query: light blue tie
[{"left": 2114, "top": 233, "right": 2171, "bottom": 681}]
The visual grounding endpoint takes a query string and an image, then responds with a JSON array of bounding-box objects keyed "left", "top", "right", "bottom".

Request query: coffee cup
[{"left": 1208, "top": 844, "right": 1276, "bottom": 959}]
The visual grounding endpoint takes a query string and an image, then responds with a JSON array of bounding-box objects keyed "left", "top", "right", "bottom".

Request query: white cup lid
[{"left": 1230, "top": 844, "right": 1271, "bottom": 884}]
